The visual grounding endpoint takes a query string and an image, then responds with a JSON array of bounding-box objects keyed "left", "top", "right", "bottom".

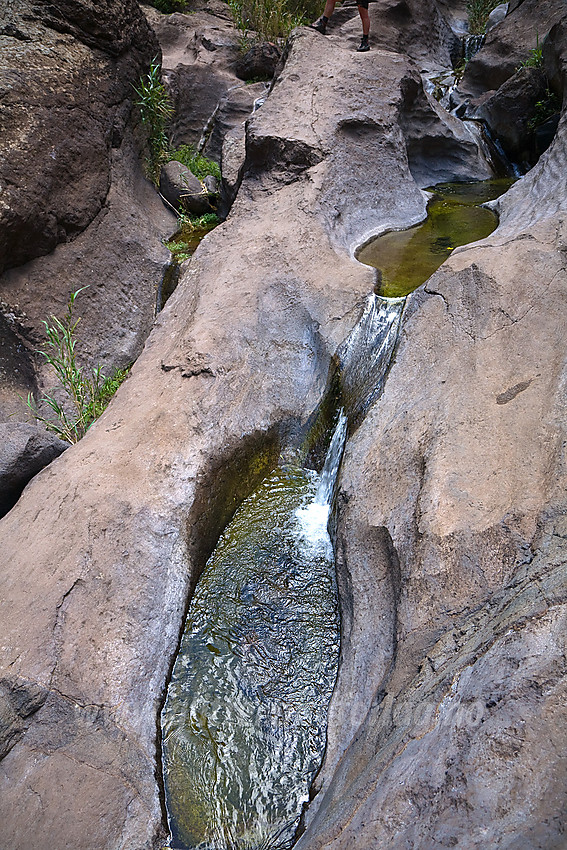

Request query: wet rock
[
  {"left": 474, "top": 65, "right": 549, "bottom": 163},
  {"left": 159, "top": 160, "right": 212, "bottom": 214},
  {"left": 0, "top": 424, "right": 67, "bottom": 518},
  {"left": 234, "top": 42, "right": 281, "bottom": 81}
]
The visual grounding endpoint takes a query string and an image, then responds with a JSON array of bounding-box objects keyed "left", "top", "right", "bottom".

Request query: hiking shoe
[
  {"left": 357, "top": 38, "right": 370, "bottom": 52},
  {"left": 311, "top": 18, "right": 327, "bottom": 33}
]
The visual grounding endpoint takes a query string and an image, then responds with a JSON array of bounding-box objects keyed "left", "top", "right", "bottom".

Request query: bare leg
[
  {"left": 358, "top": 5, "right": 370, "bottom": 36},
  {"left": 323, "top": 0, "right": 336, "bottom": 19}
]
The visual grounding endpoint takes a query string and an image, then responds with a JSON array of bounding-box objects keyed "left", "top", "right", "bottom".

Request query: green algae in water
[
  {"left": 162, "top": 464, "right": 340, "bottom": 850},
  {"left": 357, "top": 179, "right": 515, "bottom": 298}
]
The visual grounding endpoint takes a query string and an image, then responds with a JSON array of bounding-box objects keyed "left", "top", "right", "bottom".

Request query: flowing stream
[
  {"left": 161, "top": 299, "right": 400, "bottom": 849},
  {"left": 161, "top": 431, "right": 346, "bottom": 850},
  {"left": 161, "top": 175, "right": 513, "bottom": 848}
]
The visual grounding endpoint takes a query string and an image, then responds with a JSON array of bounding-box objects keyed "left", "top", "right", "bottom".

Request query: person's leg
[
  {"left": 312, "top": 0, "right": 336, "bottom": 32},
  {"left": 323, "top": 0, "right": 336, "bottom": 19},
  {"left": 356, "top": 1, "right": 370, "bottom": 50},
  {"left": 358, "top": 4, "right": 370, "bottom": 35}
]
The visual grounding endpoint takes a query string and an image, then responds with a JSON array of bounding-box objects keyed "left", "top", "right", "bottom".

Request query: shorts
[{"left": 357, "top": 0, "right": 369, "bottom": 8}]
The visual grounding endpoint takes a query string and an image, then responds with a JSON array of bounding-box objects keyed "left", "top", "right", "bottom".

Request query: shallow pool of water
[
  {"left": 162, "top": 463, "right": 340, "bottom": 850},
  {"left": 357, "top": 179, "right": 514, "bottom": 298}
]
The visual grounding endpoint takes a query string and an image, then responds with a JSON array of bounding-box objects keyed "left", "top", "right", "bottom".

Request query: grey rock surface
[
  {"left": 146, "top": 4, "right": 244, "bottom": 154},
  {"left": 0, "top": 138, "right": 175, "bottom": 404},
  {"left": 486, "top": 2, "right": 509, "bottom": 32},
  {"left": 0, "top": 0, "right": 157, "bottom": 274},
  {"left": 461, "top": 0, "right": 566, "bottom": 96},
  {"left": 475, "top": 65, "right": 550, "bottom": 163},
  {"left": 159, "top": 159, "right": 212, "bottom": 214},
  {"left": 0, "top": 1, "right": 565, "bottom": 848},
  {"left": 296, "top": 25, "right": 567, "bottom": 849},
  {"left": 0, "top": 423, "right": 67, "bottom": 517}
]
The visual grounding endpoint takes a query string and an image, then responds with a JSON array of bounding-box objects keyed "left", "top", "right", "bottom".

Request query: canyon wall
[{"left": 0, "top": 0, "right": 565, "bottom": 847}]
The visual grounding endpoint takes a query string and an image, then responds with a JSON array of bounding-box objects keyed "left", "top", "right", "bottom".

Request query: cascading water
[
  {"left": 338, "top": 295, "right": 405, "bottom": 426},
  {"left": 161, "top": 434, "right": 347, "bottom": 849},
  {"left": 463, "top": 33, "right": 485, "bottom": 61},
  {"left": 161, "top": 294, "right": 404, "bottom": 849}
]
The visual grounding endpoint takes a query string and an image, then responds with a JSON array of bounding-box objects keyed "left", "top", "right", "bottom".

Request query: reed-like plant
[
  {"left": 467, "top": 0, "right": 501, "bottom": 34},
  {"left": 229, "top": 0, "right": 319, "bottom": 41},
  {"left": 26, "top": 289, "right": 130, "bottom": 444},
  {"left": 133, "top": 59, "right": 173, "bottom": 176}
]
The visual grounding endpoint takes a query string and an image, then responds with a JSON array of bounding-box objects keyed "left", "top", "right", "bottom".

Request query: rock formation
[
  {"left": 0, "top": 0, "right": 565, "bottom": 848},
  {"left": 0, "top": 0, "right": 175, "bottom": 417}
]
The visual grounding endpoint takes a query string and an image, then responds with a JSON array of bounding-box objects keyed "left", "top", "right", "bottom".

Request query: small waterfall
[
  {"left": 337, "top": 295, "right": 405, "bottom": 426},
  {"left": 463, "top": 33, "right": 485, "bottom": 61},
  {"left": 315, "top": 411, "right": 348, "bottom": 506},
  {"left": 295, "top": 412, "right": 348, "bottom": 551},
  {"left": 463, "top": 119, "right": 522, "bottom": 177}
]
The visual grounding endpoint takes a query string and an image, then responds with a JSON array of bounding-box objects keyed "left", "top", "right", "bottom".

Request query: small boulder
[
  {"left": 234, "top": 42, "right": 281, "bottom": 82},
  {"left": 159, "top": 160, "right": 212, "bottom": 215},
  {"left": 0, "top": 423, "right": 67, "bottom": 517},
  {"left": 486, "top": 3, "right": 509, "bottom": 32},
  {"left": 203, "top": 175, "right": 219, "bottom": 195}
]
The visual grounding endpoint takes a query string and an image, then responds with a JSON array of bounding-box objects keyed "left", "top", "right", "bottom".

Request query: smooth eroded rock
[{"left": 0, "top": 423, "right": 67, "bottom": 518}]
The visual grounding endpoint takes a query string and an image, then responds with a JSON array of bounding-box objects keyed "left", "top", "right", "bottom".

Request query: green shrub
[
  {"left": 149, "top": 0, "right": 189, "bottom": 12},
  {"left": 528, "top": 88, "right": 562, "bottom": 130},
  {"left": 467, "top": 0, "right": 501, "bottom": 35},
  {"left": 521, "top": 36, "right": 544, "bottom": 69},
  {"left": 134, "top": 59, "right": 173, "bottom": 177},
  {"left": 26, "top": 289, "right": 130, "bottom": 444},
  {"left": 179, "top": 212, "right": 220, "bottom": 230},
  {"left": 168, "top": 145, "right": 221, "bottom": 181},
  {"left": 228, "top": 0, "right": 319, "bottom": 41}
]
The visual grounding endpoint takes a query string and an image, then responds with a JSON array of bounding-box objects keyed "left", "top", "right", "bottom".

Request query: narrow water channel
[
  {"left": 161, "top": 177, "right": 512, "bottom": 849},
  {"left": 161, "top": 423, "right": 346, "bottom": 850}
]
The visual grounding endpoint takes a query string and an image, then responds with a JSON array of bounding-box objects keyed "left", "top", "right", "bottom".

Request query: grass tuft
[
  {"left": 167, "top": 145, "right": 221, "bottom": 181},
  {"left": 466, "top": 0, "right": 501, "bottom": 35},
  {"left": 133, "top": 59, "right": 174, "bottom": 179},
  {"left": 229, "top": 0, "right": 320, "bottom": 42},
  {"left": 26, "top": 289, "right": 131, "bottom": 444}
]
